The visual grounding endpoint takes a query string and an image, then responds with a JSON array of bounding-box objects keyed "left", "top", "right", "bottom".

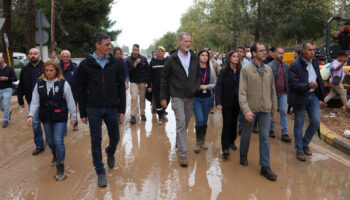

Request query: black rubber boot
[
  {"left": 200, "top": 125, "right": 208, "bottom": 150},
  {"left": 55, "top": 163, "right": 66, "bottom": 181}
]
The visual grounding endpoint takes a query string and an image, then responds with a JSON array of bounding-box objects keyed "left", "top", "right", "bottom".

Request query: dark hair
[
  {"left": 250, "top": 42, "right": 264, "bottom": 53},
  {"left": 113, "top": 47, "right": 122, "bottom": 56},
  {"left": 224, "top": 50, "right": 242, "bottom": 72},
  {"left": 197, "top": 49, "right": 210, "bottom": 69},
  {"left": 237, "top": 46, "right": 245, "bottom": 52},
  {"left": 275, "top": 47, "right": 283, "bottom": 52},
  {"left": 94, "top": 32, "right": 110, "bottom": 45},
  {"left": 302, "top": 40, "right": 314, "bottom": 48},
  {"left": 133, "top": 44, "right": 140, "bottom": 49}
]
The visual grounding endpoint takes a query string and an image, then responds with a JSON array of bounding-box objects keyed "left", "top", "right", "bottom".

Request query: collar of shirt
[
  {"left": 177, "top": 49, "right": 191, "bottom": 77},
  {"left": 252, "top": 60, "right": 265, "bottom": 76},
  {"left": 303, "top": 58, "right": 317, "bottom": 91},
  {"left": 92, "top": 52, "right": 109, "bottom": 69}
]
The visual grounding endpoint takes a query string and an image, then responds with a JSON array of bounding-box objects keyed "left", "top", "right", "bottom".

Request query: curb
[{"left": 319, "top": 123, "right": 350, "bottom": 155}]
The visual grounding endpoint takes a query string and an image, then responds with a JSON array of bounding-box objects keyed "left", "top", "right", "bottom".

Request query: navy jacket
[
  {"left": 215, "top": 66, "right": 240, "bottom": 107},
  {"left": 59, "top": 61, "right": 78, "bottom": 101},
  {"left": 126, "top": 55, "right": 150, "bottom": 83},
  {"left": 17, "top": 61, "right": 44, "bottom": 105},
  {"left": 77, "top": 54, "right": 126, "bottom": 118},
  {"left": 288, "top": 57, "right": 325, "bottom": 109}
]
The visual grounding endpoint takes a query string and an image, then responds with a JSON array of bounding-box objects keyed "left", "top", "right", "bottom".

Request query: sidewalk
[{"left": 320, "top": 123, "right": 350, "bottom": 155}]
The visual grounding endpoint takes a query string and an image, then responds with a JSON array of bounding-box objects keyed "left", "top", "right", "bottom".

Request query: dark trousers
[
  {"left": 153, "top": 86, "right": 169, "bottom": 117},
  {"left": 86, "top": 107, "right": 120, "bottom": 175},
  {"left": 221, "top": 104, "right": 240, "bottom": 151}
]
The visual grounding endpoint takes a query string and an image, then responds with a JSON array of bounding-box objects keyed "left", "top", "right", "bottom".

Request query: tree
[
  {"left": 26, "top": 0, "right": 36, "bottom": 50},
  {"left": 1, "top": 0, "right": 13, "bottom": 65},
  {"left": 155, "top": 32, "right": 177, "bottom": 52}
]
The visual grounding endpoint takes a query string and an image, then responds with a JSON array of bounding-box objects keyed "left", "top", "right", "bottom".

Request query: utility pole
[{"left": 51, "top": 0, "right": 55, "bottom": 56}]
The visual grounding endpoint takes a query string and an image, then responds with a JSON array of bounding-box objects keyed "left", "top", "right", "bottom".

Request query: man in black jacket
[
  {"left": 59, "top": 50, "right": 79, "bottom": 131},
  {"left": 160, "top": 32, "right": 201, "bottom": 167},
  {"left": 126, "top": 44, "right": 150, "bottom": 124},
  {"left": 0, "top": 56, "right": 17, "bottom": 127},
  {"left": 18, "top": 48, "right": 45, "bottom": 155},
  {"left": 77, "top": 32, "right": 126, "bottom": 187},
  {"left": 148, "top": 46, "right": 169, "bottom": 125},
  {"left": 288, "top": 41, "right": 325, "bottom": 161}
]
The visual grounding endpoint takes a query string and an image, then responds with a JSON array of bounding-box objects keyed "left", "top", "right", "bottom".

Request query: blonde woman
[{"left": 27, "top": 59, "right": 77, "bottom": 181}]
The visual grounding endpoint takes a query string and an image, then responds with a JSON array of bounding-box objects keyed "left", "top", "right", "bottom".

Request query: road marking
[{"left": 310, "top": 142, "right": 350, "bottom": 167}]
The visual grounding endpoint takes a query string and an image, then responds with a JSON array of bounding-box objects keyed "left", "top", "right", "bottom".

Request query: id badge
[{"left": 202, "top": 90, "right": 207, "bottom": 94}]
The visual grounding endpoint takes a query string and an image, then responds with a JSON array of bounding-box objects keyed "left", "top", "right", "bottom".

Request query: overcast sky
[{"left": 109, "top": 0, "right": 193, "bottom": 52}]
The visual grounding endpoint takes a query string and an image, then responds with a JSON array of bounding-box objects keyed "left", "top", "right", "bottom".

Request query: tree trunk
[
  {"left": 1, "top": 0, "right": 13, "bottom": 65},
  {"left": 26, "top": 0, "right": 36, "bottom": 51}
]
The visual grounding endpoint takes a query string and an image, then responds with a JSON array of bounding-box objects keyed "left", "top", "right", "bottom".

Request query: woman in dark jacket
[
  {"left": 27, "top": 60, "right": 77, "bottom": 181},
  {"left": 215, "top": 50, "right": 241, "bottom": 158}
]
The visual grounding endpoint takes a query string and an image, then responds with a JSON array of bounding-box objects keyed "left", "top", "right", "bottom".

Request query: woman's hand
[{"left": 70, "top": 120, "right": 76, "bottom": 127}]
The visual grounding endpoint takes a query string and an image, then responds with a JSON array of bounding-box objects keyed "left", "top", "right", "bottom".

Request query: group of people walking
[{"left": 1, "top": 31, "right": 347, "bottom": 187}]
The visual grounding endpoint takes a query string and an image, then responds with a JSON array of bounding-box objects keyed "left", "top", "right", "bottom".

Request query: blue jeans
[
  {"left": 270, "top": 94, "right": 288, "bottom": 135},
  {"left": 32, "top": 106, "right": 44, "bottom": 148},
  {"left": 0, "top": 88, "right": 12, "bottom": 123},
  {"left": 43, "top": 121, "right": 66, "bottom": 164},
  {"left": 240, "top": 112, "right": 271, "bottom": 166},
  {"left": 87, "top": 107, "right": 120, "bottom": 175},
  {"left": 238, "top": 110, "right": 244, "bottom": 129},
  {"left": 193, "top": 96, "right": 213, "bottom": 127},
  {"left": 293, "top": 94, "right": 320, "bottom": 153}
]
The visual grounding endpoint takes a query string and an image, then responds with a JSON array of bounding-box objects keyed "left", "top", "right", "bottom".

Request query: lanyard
[{"left": 201, "top": 67, "right": 207, "bottom": 84}]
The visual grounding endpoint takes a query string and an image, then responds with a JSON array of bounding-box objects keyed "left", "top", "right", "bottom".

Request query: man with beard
[
  {"left": 268, "top": 47, "right": 292, "bottom": 142},
  {"left": 147, "top": 46, "right": 169, "bottom": 125},
  {"left": 160, "top": 32, "right": 201, "bottom": 167},
  {"left": 239, "top": 43, "right": 278, "bottom": 181},
  {"left": 18, "top": 48, "right": 45, "bottom": 155}
]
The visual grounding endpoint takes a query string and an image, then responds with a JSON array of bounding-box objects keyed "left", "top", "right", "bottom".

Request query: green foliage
[
  {"left": 157, "top": 0, "right": 339, "bottom": 52},
  {"left": 155, "top": 32, "right": 177, "bottom": 52},
  {"left": 6, "top": 0, "right": 120, "bottom": 57}
]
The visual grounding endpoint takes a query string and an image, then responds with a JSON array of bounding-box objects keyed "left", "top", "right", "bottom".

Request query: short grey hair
[
  {"left": 177, "top": 32, "right": 190, "bottom": 41},
  {"left": 60, "top": 50, "right": 71, "bottom": 56}
]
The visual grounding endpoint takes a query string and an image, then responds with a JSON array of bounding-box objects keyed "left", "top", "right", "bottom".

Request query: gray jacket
[{"left": 268, "top": 60, "right": 289, "bottom": 94}]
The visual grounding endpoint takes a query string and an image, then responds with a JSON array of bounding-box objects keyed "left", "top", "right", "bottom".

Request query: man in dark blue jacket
[
  {"left": 288, "top": 41, "right": 325, "bottom": 161},
  {"left": 77, "top": 32, "right": 126, "bottom": 187},
  {"left": 18, "top": 48, "right": 45, "bottom": 155},
  {"left": 59, "top": 50, "right": 79, "bottom": 131}
]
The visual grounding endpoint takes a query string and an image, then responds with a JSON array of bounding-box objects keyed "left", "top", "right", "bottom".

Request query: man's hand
[
  {"left": 27, "top": 116, "right": 33, "bottom": 127},
  {"left": 0, "top": 76, "right": 7, "bottom": 81},
  {"left": 134, "top": 58, "right": 141, "bottom": 67},
  {"left": 216, "top": 105, "right": 222, "bottom": 110},
  {"left": 125, "top": 82, "right": 129, "bottom": 90},
  {"left": 118, "top": 114, "right": 124, "bottom": 120},
  {"left": 271, "top": 114, "right": 276, "bottom": 122},
  {"left": 147, "top": 88, "right": 152, "bottom": 93},
  {"left": 244, "top": 112, "right": 255, "bottom": 122},
  {"left": 81, "top": 117, "right": 88, "bottom": 124},
  {"left": 161, "top": 100, "right": 167, "bottom": 108},
  {"left": 309, "top": 82, "right": 318, "bottom": 90}
]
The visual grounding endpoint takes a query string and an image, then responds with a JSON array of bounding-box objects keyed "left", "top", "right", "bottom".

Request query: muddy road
[{"left": 0, "top": 94, "right": 350, "bottom": 200}]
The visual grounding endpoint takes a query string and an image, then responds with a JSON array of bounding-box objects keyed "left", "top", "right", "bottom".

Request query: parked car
[
  {"left": 11, "top": 59, "right": 25, "bottom": 96},
  {"left": 71, "top": 58, "right": 84, "bottom": 66}
]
